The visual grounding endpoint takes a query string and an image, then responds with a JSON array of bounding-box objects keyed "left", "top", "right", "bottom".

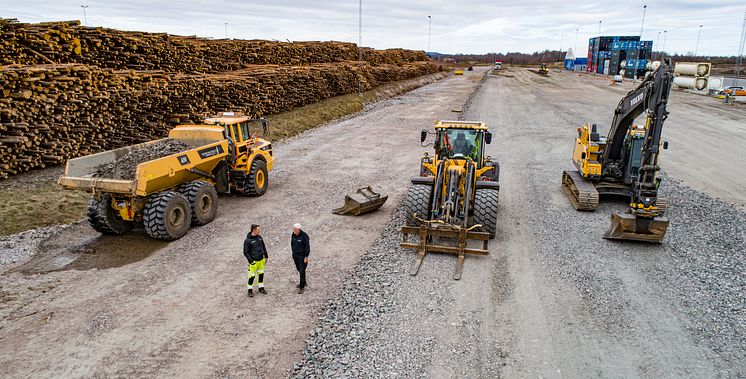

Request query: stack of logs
[
  {"left": 0, "top": 19, "right": 428, "bottom": 72},
  {"left": 0, "top": 19, "right": 440, "bottom": 179},
  {"left": 0, "top": 61, "right": 439, "bottom": 178}
]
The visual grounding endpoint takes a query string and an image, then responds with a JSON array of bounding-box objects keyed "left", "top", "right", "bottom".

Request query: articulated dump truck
[{"left": 59, "top": 112, "right": 273, "bottom": 240}]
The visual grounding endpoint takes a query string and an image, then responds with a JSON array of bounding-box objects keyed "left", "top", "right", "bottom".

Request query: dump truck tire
[
  {"left": 143, "top": 191, "right": 192, "bottom": 240},
  {"left": 179, "top": 181, "right": 219, "bottom": 226},
  {"left": 473, "top": 187, "right": 499, "bottom": 239},
  {"left": 245, "top": 159, "right": 268, "bottom": 196},
  {"left": 404, "top": 184, "right": 432, "bottom": 226},
  {"left": 87, "top": 194, "right": 133, "bottom": 235}
]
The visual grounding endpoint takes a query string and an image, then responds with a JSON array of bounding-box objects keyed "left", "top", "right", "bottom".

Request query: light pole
[
  {"left": 574, "top": 27, "right": 578, "bottom": 55},
  {"left": 656, "top": 31, "right": 661, "bottom": 60},
  {"left": 598, "top": 20, "right": 602, "bottom": 36},
  {"left": 560, "top": 33, "right": 564, "bottom": 62},
  {"left": 358, "top": 0, "right": 363, "bottom": 96},
  {"left": 80, "top": 5, "right": 89, "bottom": 26},
  {"left": 634, "top": 4, "right": 647, "bottom": 81},
  {"left": 224, "top": 23, "right": 228, "bottom": 39},
  {"left": 427, "top": 16, "right": 431, "bottom": 53},
  {"left": 737, "top": 11, "right": 746, "bottom": 80},
  {"left": 695, "top": 24, "right": 703, "bottom": 57},
  {"left": 662, "top": 30, "right": 668, "bottom": 56}
]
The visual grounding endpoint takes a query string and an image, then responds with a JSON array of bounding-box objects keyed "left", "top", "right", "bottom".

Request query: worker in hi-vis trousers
[{"left": 243, "top": 224, "right": 269, "bottom": 298}]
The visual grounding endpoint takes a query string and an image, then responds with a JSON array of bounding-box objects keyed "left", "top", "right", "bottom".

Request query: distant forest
[{"left": 431, "top": 50, "right": 743, "bottom": 74}]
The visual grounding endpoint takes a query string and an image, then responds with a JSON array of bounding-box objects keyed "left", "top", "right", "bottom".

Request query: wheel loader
[
  {"left": 561, "top": 59, "right": 674, "bottom": 242},
  {"left": 59, "top": 112, "right": 273, "bottom": 240},
  {"left": 400, "top": 121, "right": 500, "bottom": 279}
]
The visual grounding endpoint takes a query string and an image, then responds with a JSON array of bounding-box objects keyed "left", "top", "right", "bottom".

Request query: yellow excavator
[
  {"left": 562, "top": 59, "right": 674, "bottom": 242},
  {"left": 400, "top": 121, "right": 500, "bottom": 279}
]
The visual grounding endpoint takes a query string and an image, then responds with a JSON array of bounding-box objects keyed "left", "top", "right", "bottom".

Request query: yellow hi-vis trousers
[{"left": 247, "top": 258, "right": 266, "bottom": 289}]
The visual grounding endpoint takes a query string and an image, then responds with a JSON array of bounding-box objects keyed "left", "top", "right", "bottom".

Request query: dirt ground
[
  {"left": 1, "top": 67, "right": 744, "bottom": 378},
  {"left": 0, "top": 72, "right": 480, "bottom": 378}
]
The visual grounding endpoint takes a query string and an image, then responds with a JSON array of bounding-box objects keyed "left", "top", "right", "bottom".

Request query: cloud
[{"left": 1, "top": 0, "right": 743, "bottom": 56}]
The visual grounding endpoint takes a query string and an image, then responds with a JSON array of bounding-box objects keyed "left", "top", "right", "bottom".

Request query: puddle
[{"left": 8, "top": 223, "right": 167, "bottom": 275}]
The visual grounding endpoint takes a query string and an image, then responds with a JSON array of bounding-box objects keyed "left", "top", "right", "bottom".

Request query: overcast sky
[{"left": 2, "top": 1, "right": 745, "bottom": 56}]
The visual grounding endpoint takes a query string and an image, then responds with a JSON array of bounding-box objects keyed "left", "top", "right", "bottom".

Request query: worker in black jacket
[
  {"left": 243, "top": 224, "right": 268, "bottom": 298},
  {"left": 290, "top": 223, "right": 310, "bottom": 294}
]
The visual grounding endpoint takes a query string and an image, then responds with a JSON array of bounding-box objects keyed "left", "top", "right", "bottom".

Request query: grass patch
[{"left": 0, "top": 184, "right": 89, "bottom": 236}]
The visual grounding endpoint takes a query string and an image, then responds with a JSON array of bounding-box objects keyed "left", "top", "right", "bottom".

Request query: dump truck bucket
[
  {"left": 400, "top": 223, "right": 490, "bottom": 280},
  {"left": 603, "top": 212, "right": 669, "bottom": 243},
  {"left": 332, "top": 186, "right": 388, "bottom": 216}
]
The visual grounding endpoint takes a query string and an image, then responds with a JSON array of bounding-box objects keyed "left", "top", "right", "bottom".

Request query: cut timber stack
[
  {"left": 0, "top": 19, "right": 440, "bottom": 179},
  {"left": 0, "top": 61, "right": 439, "bottom": 178},
  {"left": 0, "top": 19, "right": 429, "bottom": 72}
]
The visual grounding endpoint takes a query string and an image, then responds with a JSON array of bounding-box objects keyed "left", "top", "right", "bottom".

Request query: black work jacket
[
  {"left": 290, "top": 230, "right": 310, "bottom": 257},
  {"left": 243, "top": 234, "right": 268, "bottom": 262}
]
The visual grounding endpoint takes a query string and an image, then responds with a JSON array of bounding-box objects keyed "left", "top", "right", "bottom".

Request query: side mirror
[
  {"left": 581, "top": 152, "right": 586, "bottom": 160},
  {"left": 485, "top": 131, "right": 493, "bottom": 144},
  {"left": 662, "top": 141, "right": 669, "bottom": 150},
  {"left": 420, "top": 129, "right": 428, "bottom": 143}
]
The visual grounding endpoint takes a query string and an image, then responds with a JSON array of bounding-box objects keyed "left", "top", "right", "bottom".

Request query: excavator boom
[{"left": 604, "top": 59, "right": 674, "bottom": 243}]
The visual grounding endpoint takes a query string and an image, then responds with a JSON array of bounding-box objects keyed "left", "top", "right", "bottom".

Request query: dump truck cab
[{"left": 202, "top": 112, "right": 274, "bottom": 196}]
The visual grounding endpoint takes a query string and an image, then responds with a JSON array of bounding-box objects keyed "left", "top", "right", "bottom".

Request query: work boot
[
  {"left": 247, "top": 289, "right": 254, "bottom": 298},
  {"left": 258, "top": 287, "right": 267, "bottom": 295},
  {"left": 297, "top": 287, "right": 304, "bottom": 294}
]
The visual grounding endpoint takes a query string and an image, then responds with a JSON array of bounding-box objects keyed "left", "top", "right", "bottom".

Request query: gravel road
[
  {"left": 1, "top": 67, "right": 743, "bottom": 378},
  {"left": 292, "top": 67, "right": 745, "bottom": 378},
  {"left": 0, "top": 72, "right": 480, "bottom": 378}
]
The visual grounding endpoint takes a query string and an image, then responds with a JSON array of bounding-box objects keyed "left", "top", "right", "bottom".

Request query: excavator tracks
[{"left": 562, "top": 170, "right": 599, "bottom": 211}]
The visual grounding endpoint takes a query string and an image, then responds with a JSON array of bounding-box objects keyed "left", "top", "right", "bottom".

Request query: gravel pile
[
  {"left": 94, "top": 139, "right": 191, "bottom": 180},
  {"left": 0, "top": 223, "right": 72, "bottom": 271},
  {"left": 291, "top": 206, "right": 434, "bottom": 378},
  {"left": 524, "top": 169, "right": 745, "bottom": 374}
]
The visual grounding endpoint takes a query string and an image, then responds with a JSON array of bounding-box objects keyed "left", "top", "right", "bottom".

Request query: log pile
[
  {"left": 0, "top": 19, "right": 428, "bottom": 72},
  {"left": 0, "top": 19, "right": 439, "bottom": 179},
  {"left": 0, "top": 61, "right": 439, "bottom": 178}
]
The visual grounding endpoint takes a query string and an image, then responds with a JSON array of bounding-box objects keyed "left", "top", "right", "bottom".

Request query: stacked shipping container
[{"left": 587, "top": 36, "right": 652, "bottom": 78}]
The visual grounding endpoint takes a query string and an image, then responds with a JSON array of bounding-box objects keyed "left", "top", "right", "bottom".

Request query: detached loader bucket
[
  {"left": 332, "top": 186, "right": 388, "bottom": 216},
  {"left": 603, "top": 212, "right": 669, "bottom": 243}
]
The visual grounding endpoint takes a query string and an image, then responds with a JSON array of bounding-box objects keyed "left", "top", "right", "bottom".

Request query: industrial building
[
  {"left": 563, "top": 48, "right": 588, "bottom": 72},
  {"left": 587, "top": 36, "right": 653, "bottom": 78}
]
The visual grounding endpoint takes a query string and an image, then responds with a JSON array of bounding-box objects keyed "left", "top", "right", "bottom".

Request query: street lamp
[
  {"left": 662, "top": 30, "right": 668, "bottom": 56},
  {"left": 358, "top": 0, "right": 363, "bottom": 96},
  {"left": 598, "top": 20, "right": 602, "bottom": 36},
  {"left": 80, "top": 5, "right": 89, "bottom": 26},
  {"left": 574, "top": 27, "right": 578, "bottom": 55},
  {"left": 656, "top": 31, "right": 661, "bottom": 60},
  {"left": 634, "top": 4, "right": 647, "bottom": 81},
  {"left": 224, "top": 22, "right": 228, "bottom": 39},
  {"left": 427, "top": 16, "right": 431, "bottom": 53},
  {"left": 695, "top": 24, "right": 703, "bottom": 57}
]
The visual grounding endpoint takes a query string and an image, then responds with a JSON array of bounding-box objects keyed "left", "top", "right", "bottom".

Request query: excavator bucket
[
  {"left": 603, "top": 212, "right": 669, "bottom": 243},
  {"left": 332, "top": 186, "right": 388, "bottom": 216}
]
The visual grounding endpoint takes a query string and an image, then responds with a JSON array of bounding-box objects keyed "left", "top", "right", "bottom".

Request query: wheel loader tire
[
  {"left": 87, "top": 194, "right": 133, "bottom": 235},
  {"left": 244, "top": 159, "right": 268, "bottom": 197},
  {"left": 143, "top": 191, "right": 192, "bottom": 240},
  {"left": 404, "top": 184, "right": 433, "bottom": 226},
  {"left": 179, "top": 181, "right": 219, "bottom": 226},
  {"left": 473, "top": 187, "right": 499, "bottom": 239}
]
